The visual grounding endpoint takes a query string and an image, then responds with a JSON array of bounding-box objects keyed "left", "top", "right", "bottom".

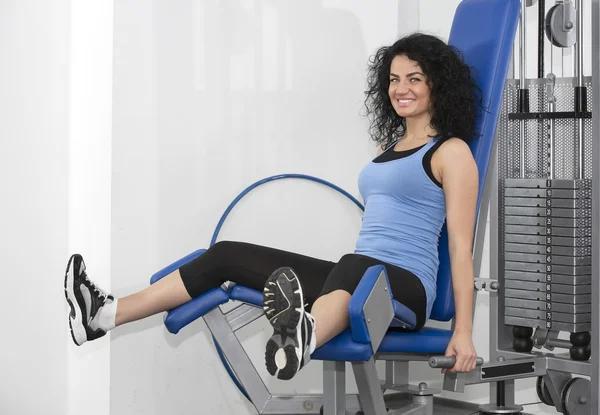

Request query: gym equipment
[
  {"left": 489, "top": 0, "right": 596, "bottom": 413},
  {"left": 149, "top": 0, "right": 600, "bottom": 413}
]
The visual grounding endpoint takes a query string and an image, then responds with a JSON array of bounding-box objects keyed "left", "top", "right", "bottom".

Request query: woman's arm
[{"left": 437, "top": 138, "right": 479, "bottom": 372}]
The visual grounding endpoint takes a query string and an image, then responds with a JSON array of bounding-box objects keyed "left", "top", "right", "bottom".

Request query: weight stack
[
  {"left": 497, "top": 77, "right": 594, "bottom": 358},
  {"left": 503, "top": 178, "right": 592, "bottom": 333}
]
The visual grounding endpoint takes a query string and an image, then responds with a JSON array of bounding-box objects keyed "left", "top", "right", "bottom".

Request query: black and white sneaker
[
  {"left": 64, "top": 254, "right": 117, "bottom": 346},
  {"left": 263, "top": 267, "right": 315, "bottom": 380}
]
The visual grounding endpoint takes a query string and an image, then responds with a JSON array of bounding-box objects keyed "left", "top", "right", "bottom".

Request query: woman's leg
[
  {"left": 264, "top": 253, "right": 428, "bottom": 379},
  {"left": 65, "top": 241, "right": 335, "bottom": 346},
  {"left": 263, "top": 254, "right": 367, "bottom": 380},
  {"left": 295, "top": 254, "right": 375, "bottom": 353},
  {"left": 177, "top": 241, "right": 335, "bottom": 303},
  {"left": 309, "top": 290, "right": 351, "bottom": 348},
  {"left": 115, "top": 269, "right": 191, "bottom": 326},
  {"left": 307, "top": 253, "right": 428, "bottom": 348},
  {"left": 116, "top": 239, "right": 340, "bottom": 327}
]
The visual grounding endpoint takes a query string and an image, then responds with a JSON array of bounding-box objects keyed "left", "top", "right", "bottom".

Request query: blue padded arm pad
[
  {"left": 150, "top": 249, "right": 206, "bottom": 284},
  {"left": 164, "top": 287, "right": 229, "bottom": 334},
  {"left": 229, "top": 284, "right": 263, "bottom": 306},
  {"left": 348, "top": 265, "right": 393, "bottom": 345},
  {"left": 148, "top": 249, "right": 230, "bottom": 334}
]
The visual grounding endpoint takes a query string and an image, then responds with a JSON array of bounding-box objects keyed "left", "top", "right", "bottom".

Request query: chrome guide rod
[
  {"left": 549, "top": 98, "right": 556, "bottom": 179},
  {"left": 547, "top": 74, "right": 556, "bottom": 179},
  {"left": 520, "top": 0, "right": 527, "bottom": 178},
  {"left": 575, "top": 0, "right": 585, "bottom": 178},
  {"left": 576, "top": 0, "right": 585, "bottom": 86},
  {"left": 549, "top": 44, "right": 556, "bottom": 179}
]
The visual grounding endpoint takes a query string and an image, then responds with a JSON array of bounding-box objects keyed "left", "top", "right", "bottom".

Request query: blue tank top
[{"left": 354, "top": 139, "right": 446, "bottom": 320}]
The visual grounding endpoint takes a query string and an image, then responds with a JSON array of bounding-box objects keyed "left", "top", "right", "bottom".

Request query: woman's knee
[{"left": 204, "top": 240, "right": 238, "bottom": 260}]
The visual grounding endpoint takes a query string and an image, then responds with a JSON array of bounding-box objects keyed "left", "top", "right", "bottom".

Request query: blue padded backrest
[{"left": 430, "top": 0, "right": 520, "bottom": 321}]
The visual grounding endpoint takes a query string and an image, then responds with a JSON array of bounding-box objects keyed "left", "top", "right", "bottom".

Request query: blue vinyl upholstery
[
  {"left": 312, "top": 327, "right": 454, "bottom": 362},
  {"left": 151, "top": 0, "right": 519, "bottom": 363},
  {"left": 164, "top": 288, "right": 230, "bottom": 334},
  {"left": 431, "top": 0, "right": 521, "bottom": 322},
  {"left": 230, "top": 284, "right": 263, "bottom": 306}
]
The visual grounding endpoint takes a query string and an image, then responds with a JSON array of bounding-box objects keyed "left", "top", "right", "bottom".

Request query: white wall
[
  {"left": 110, "top": 1, "right": 400, "bottom": 414},
  {"left": 0, "top": 1, "right": 69, "bottom": 414}
]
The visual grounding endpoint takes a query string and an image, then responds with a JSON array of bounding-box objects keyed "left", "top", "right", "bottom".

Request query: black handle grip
[{"left": 428, "top": 356, "right": 484, "bottom": 369}]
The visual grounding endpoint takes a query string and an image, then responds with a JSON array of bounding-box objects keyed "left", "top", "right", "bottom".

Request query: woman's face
[{"left": 388, "top": 55, "right": 432, "bottom": 120}]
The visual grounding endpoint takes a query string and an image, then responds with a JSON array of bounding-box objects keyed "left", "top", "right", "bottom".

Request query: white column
[
  {"left": 67, "top": 2, "right": 114, "bottom": 415},
  {"left": 0, "top": 1, "right": 70, "bottom": 413}
]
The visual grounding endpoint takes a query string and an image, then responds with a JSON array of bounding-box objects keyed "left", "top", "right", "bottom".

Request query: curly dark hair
[{"left": 364, "top": 33, "right": 483, "bottom": 149}]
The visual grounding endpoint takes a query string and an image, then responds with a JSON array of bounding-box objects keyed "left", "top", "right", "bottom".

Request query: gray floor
[
  {"left": 383, "top": 393, "right": 559, "bottom": 414},
  {"left": 430, "top": 403, "right": 558, "bottom": 414}
]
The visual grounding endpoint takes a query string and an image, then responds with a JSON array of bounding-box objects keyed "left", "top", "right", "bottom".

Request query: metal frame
[
  {"left": 204, "top": 304, "right": 363, "bottom": 415},
  {"left": 203, "top": 302, "right": 458, "bottom": 415},
  {"left": 485, "top": 2, "right": 599, "bottom": 414}
]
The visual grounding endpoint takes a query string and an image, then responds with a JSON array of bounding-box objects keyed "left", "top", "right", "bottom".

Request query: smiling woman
[{"left": 364, "top": 33, "right": 482, "bottom": 151}]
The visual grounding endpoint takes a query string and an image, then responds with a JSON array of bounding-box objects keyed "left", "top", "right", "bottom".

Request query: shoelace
[{"left": 82, "top": 272, "right": 107, "bottom": 303}]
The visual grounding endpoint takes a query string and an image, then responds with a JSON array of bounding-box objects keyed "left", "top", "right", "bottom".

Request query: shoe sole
[
  {"left": 64, "top": 254, "right": 87, "bottom": 346},
  {"left": 263, "top": 267, "right": 304, "bottom": 380}
]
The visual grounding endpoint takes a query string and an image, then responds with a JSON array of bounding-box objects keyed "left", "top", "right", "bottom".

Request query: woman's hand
[{"left": 441, "top": 331, "right": 477, "bottom": 374}]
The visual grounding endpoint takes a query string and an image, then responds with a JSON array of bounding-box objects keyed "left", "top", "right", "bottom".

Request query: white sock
[{"left": 98, "top": 297, "right": 118, "bottom": 331}]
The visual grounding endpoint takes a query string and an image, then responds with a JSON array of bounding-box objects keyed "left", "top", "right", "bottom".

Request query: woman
[{"left": 64, "top": 33, "right": 481, "bottom": 381}]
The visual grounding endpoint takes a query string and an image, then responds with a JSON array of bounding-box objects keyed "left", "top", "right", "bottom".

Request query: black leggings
[{"left": 178, "top": 241, "right": 428, "bottom": 330}]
